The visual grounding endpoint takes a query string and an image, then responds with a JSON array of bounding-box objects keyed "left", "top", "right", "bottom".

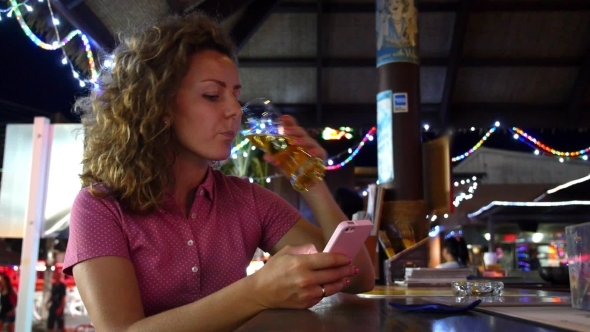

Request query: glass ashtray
[{"left": 451, "top": 281, "right": 504, "bottom": 296}]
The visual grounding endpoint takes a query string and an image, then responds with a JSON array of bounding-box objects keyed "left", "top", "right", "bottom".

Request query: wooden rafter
[
  {"left": 440, "top": 0, "right": 470, "bottom": 128},
  {"left": 231, "top": 0, "right": 282, "bottom": 51},
  {"left": 53, "top": 0, "right": 116, "bottom": 50},
  {"left": 237, "top": 57, "right": 584, "bottom": 68}
]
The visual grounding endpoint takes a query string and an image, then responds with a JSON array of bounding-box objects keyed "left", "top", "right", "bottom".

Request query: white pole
[{"left": 15, "top": 117, "right": 52, "bottom": 332}]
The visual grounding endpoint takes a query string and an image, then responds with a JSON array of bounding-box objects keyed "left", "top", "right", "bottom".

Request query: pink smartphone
[{"left": 323, "top": 220, "right": 373, "bottom": 258}]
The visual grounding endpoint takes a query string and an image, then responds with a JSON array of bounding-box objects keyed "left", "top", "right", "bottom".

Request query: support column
[
  {"left": 376, "top": 0, "right": 427, "bottom": 243},
  {"left": 15, "top": 117, "right": 52, "bottom": 332}
]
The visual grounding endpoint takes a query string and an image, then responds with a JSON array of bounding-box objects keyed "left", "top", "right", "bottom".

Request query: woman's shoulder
[{"left": 73, "top": 183, "right": 123, "bottom": 215}]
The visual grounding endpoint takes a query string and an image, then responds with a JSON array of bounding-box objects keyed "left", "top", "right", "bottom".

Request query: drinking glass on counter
[{"left": 242, "top": 98, "right": 326, "bottom": 191}]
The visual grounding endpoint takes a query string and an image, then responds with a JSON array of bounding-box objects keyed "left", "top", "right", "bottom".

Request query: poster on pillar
[
  {"left": 377, "top": 90, "right": 394, "bottom": 184},
  {"left": 376, "top": 0, "right": 419, "bottom": 67}
]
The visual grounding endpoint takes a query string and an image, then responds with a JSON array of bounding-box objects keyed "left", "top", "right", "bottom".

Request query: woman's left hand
[{"left": 263, "top": 115, "right": 327, "bottom": 167}]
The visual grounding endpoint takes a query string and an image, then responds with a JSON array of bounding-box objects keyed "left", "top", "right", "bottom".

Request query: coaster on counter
[{"left": 388, "top": 299, "right": 482, "bottom": 313}]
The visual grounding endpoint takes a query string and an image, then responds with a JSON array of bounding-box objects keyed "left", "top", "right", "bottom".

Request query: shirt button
[
  {"left": 191, "top": 213, "right": 197, "bottom": 219},
  {"left": 191, "top": 266, "right": 198, "bottom": 273},
  {"left": 187, "top": 240, "right": 194, "bottom": 246},
  {"left": 199, "top": 190, "right": 204, "bottom": 196}
]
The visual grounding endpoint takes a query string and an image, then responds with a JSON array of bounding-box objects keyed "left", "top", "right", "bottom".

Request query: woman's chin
[{"left": 209, "top": 153, "right": 231, "bottom": 163}]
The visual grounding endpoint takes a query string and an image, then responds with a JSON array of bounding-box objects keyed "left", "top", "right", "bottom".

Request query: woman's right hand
[{"left": 251, "top": 244, "right": 356, "bottom": 310}]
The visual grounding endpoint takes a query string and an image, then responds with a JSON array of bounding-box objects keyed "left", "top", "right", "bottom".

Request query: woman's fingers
[
  {"left": 321, "top": 278, "right": 349, "bottom": 297},
  {"left": 285, "top": 136, "right": 328, "bottom": 161},
  {"left": 310, "top": 264, "right": 357, "bottom": 286},
  {"left": 280, "top": 115, "right": 300, "bottom": 128},
  {"left": 283, "top": 125, "right": 307, "bottom": 138},
  {"left": 303, "top": 252, "right": 351, "bottom": 270}
]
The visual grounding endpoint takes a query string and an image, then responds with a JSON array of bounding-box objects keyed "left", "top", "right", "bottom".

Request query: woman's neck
[{"left": 169, "top": 152, "right": 210, "bottom": 216}]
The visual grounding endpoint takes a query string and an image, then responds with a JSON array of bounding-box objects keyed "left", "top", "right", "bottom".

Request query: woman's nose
[{"left": 227, "top": 98, "right": 243, "bottom": 118}]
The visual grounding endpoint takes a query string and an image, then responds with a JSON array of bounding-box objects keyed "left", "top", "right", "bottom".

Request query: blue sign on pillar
[
  {"left": 393, "top": 92, "right": 408, "bottom": 113},
  {"left": 377, "top": 90, "right": 394, "bottom": 184}
]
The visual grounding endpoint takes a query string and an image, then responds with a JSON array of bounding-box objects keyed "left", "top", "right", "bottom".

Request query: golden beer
[{"left": 246, "top": 134, "right": 325, "bottom": 191}]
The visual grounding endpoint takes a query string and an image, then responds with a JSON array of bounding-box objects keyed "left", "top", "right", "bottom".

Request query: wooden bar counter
[{"left": 236, "top": 286, "right": 576, "bottom": 332}]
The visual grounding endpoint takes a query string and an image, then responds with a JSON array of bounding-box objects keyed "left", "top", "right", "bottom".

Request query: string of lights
[
  {"left": 4, "top": 0, "right": 99, "bottom": 86},
  {"left": 325, "top": 126, "right": 376, "bottom": 170},
  {"left": 510, "top": 127, "right": 590, "bottom": 160},
  {"left": 451, "top": 121, "right": 590, "bottom": 163},
  {"left": 451, "top": 125, "right": 498, "bottom": 162},
  {"left": 229, "top": 120, "right": 590, "bottom": 183}
]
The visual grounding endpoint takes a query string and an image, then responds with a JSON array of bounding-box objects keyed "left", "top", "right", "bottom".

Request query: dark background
[{"left": 1, "top": 14, "right": 589, "bottom": 169}]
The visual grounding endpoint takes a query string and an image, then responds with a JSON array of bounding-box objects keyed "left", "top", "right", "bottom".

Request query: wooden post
[
  {"left": 15, "top": 117, "right": 52, "bottom": 332},
  {"left": 376, "top": 0, "right": 428, "bottom": 275}
]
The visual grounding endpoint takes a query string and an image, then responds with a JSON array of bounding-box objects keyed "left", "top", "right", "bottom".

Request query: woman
[
  {"left": 64, "top": 12, "right": 374, "bottom": 332},
  {"left": 0, "top": 274, "right": 17, "bottom": 332},
  {"left": 437, "top": 235, "right": 470, "bottom": 269}
]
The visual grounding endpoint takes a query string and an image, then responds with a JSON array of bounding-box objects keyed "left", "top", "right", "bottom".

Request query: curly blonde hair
[{"left": 76, "top": 13, "right": 237, "bottom": 214}]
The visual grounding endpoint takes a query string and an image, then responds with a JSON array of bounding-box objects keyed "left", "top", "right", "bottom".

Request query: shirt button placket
[{"left": 188, "top": 238, "right": 199, "bottom": 294}]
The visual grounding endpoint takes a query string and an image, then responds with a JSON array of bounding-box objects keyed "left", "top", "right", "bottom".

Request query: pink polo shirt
[{"left": 63, "top": 168, "right": 300, "bottom": 317}]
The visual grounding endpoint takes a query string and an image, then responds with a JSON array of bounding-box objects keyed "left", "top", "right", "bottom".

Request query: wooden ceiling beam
[
  {"left": 190, "top": 0, "right": 256, "bottom": 21},
  {"left": 568, "top": 42, "right": 590, "bottom": 124},
  {"left": 53, "top": 0, "right": 116, "bottom": 51},
  {"left": 238, "top": 57, "right": 584, "bottom": 68},
  {"left": 231, "top": 0, "right": 282, "bottom": 51},
  {"left": 277, "top": 1, "right": 590, "bottom": 13},
  {"left": 440, "top": 0, "right": 471, "bottom": 129},
  {"left": 316, "top": 0, "right": 324, "bottom": 126}
]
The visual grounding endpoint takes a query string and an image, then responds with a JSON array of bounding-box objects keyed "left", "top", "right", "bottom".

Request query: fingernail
[
  {"left": 354, "top": 267, "right": 360, "bottom": 275},
  {"left": 345, "top": 278, "right": 350, "bottom": 285}
]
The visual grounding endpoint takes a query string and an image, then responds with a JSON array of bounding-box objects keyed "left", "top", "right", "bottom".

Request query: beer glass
[{"left": 241, "top": 98, "right": 325, "bottom": 191}]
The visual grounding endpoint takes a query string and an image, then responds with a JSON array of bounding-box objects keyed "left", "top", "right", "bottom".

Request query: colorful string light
[
  {"left": 7, "top": 0, "right": 99, "bottom": 83},
  {"left": 451, "top": 123, "right": 590, "bottom": 163},
  {"left": 511, "top": 127, "right": 590, "bottom": 158},
  {"left": 325, "top": 126, "right": 376, "bottom": 170},
  {"left": 230, "top": 138, "right": 249, "bottom": 156},
  {"left": 451, "top": 127, "right": 497, "bottom": 162}
]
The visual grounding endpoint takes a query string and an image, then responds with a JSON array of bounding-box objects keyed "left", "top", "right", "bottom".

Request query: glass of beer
[{"left": 241, "top": 98, "right": 326, "bottom": 191}]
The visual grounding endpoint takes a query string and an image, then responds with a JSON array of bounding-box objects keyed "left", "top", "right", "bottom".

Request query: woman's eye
[{"left": 203, "top": 95, "right": 219, "bottom": 101}]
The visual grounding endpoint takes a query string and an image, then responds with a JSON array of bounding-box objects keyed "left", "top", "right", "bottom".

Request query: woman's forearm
[
  {"left": 127, "top": 275, "right": 264, "bottom": 332},
  {"left": 299, "top": 181, "right": 375, "bottom": 293}
]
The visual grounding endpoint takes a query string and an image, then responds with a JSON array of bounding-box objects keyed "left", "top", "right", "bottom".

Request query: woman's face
[
  {"left": 388, "top": 0, "right": 402, "bottom": 13},
  {"left": 171, "top": 50, "right": 242, "bottom": 163}
]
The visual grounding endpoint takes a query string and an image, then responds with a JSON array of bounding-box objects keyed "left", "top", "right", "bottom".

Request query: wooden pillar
[{"left": 376, "top": 0, "right": 427, "bottom": 244}]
